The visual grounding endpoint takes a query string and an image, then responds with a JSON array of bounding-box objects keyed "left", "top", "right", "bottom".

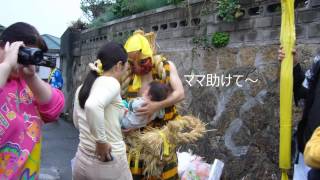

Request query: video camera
[{"left": 18, "top": 47, "right": 57, "bottom": 68}]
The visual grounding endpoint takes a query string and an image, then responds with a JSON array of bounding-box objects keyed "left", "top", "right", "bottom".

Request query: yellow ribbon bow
[{"left": 88, "top": 59, "right": 104, "bottom": 76}]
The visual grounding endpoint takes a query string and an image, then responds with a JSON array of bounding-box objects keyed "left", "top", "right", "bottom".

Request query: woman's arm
[
  {"left": 85, "top": 77, "right": 120, "bottom": 143},
  {"left": 136, "top": 61, "right": 185, "bottom": 116},
  {"left": 24, "top": 74, "right": 53, "bottom": 103},
  {"left": 20, "top": 60, "right": 64, "bottom": 121},
  {"left": 37, "top": 88, "right": 65, "bottom": 122},
  {"left": 85, "top": 77, "right": 120, "bottom": 162}
]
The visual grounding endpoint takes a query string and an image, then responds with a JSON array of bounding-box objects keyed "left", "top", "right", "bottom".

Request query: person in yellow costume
[{"left": 123, "top": 30, "right": 185, "bottom": 180}]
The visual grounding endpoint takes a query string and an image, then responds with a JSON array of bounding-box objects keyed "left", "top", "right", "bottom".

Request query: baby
[{"left": 121, "top": 81, "right": 170, "bottom": 129}]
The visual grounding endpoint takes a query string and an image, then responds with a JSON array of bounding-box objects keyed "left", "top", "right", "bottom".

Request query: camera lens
[
  {"left": 32, "top": 50, "right": 43, "bottom": 64},
  {"left": 18, "top": 48, "right": 31, "bottom": 65},
  {"left": 18, "top": 47, "right": 43, "bottom": 65}
]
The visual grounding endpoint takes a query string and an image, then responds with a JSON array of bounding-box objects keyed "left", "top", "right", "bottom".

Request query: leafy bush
[
  {"left": 217, "top": 0, "right": 241, "bottom": 22},
  {"left": 167, "top": 0, "right": 184, "bottom": 5},
  {"left": 112, "top": 0, "right": 134, "bottom": 18},
  {"left": 82, "top": 0, "right": 185, "bottom": 27},
  {"left": 89, "top": 6, "right": 116, "bottom": 28},
  {"left": 192, "top": 36, "right": 210, "bottom": 48},
  {"left": 211, "top": 32, "right": 230, "bottom": 48},
  {"left": 112, "top": 0, "right": 179, "bottom": 18},
  {"left": 69, "top": 19, "right": 89, "bottom": 31},
  {"left": 80, "top": 0, "right": 113, "bottom": 21}
]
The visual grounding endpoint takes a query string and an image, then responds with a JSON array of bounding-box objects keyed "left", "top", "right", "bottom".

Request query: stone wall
[
  {"left": 60, "top": 0, "right": 320, "bottom": 179},
  {"left": 166, "top": 43, "right": 320, "bottom": 179}
]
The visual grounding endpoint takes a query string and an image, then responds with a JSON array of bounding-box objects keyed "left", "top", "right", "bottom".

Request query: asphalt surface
[{"left": 40, "top": 118, "right": 79, "bottom": 180}]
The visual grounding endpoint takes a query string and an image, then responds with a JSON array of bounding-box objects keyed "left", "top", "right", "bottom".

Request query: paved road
[{"left": 40, "top": 118, "right": 79, "bottom": 180}]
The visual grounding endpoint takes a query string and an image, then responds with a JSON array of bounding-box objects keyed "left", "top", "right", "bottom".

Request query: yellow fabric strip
[
  {"left": 132, "top": 75, "right": 142, "bottom": 91},
  {"left": 130, "top": 167, "right": 143, "bottom": 175},
  {"left": 280, "top": 0, "right": 296, "bottom": 178},
  {"left": 134, "top": 151, "right": 140, "bottom": 172},
  {"left": 127, "top": 153, "right": 131, "bottom": 167},
  {"left": 127, "top": 150, "right": 141, "bottom": 174},
  {"left": 159, "top": 131, "right": 170, "bottom": 156},
  {"left": 48, "top": 68, "right": 55, "bottom": 82},
  {"left": 164, "top": 112, "right": 174, "bottom": 120},
  {"left": 281, "top": 171, "right": 289, "bottom": 180},
  {"left": 161, "top": 167, "right": 178, "bottom": 179}
]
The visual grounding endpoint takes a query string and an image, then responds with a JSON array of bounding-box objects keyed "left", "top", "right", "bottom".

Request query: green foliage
[
  {"left": 112, "top": 0, "right": 133, "bottom": 18},
  {"left": 192, "top": 36, "right": 210, "bottom": 48},
  {"left": 81, "top": 0, "right": 185, "bottom": 27},
  {"left": 112, "top": 0, "right": 181, "bottom": 18},
  {"left": 192, "top": 33, "right": 229, "bottom": 49},
  {"left": 211, "top": 32, "right": 230, "bottom": 48},
  {"left": 69, "top": 19, "right": 89, "bottom": 31},
  {"left": 167, "top": 0, "right": 184, "bottom": 5},
  {"left": 80, "top": 0, "right": 113, "bottom": 21},
  {"left": 217, "top": 0, "right": 241, "bottom": 22},
  {"left": 88, "top": 6, "right": 116, "bottom": 28}
]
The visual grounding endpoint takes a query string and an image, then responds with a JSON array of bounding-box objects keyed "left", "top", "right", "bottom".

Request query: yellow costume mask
[{"left": 124, "top": 31, "right": 153, "bottom": 90}]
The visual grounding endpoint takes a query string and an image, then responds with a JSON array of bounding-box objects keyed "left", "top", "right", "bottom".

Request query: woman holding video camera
[{"left": 0, "top": 22, "right": 65, "bottom": 179}]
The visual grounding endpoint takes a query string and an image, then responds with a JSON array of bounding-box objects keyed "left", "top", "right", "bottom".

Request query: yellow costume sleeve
[{"left": 279, "top": 0, "right": 296, "bottom": 179}]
